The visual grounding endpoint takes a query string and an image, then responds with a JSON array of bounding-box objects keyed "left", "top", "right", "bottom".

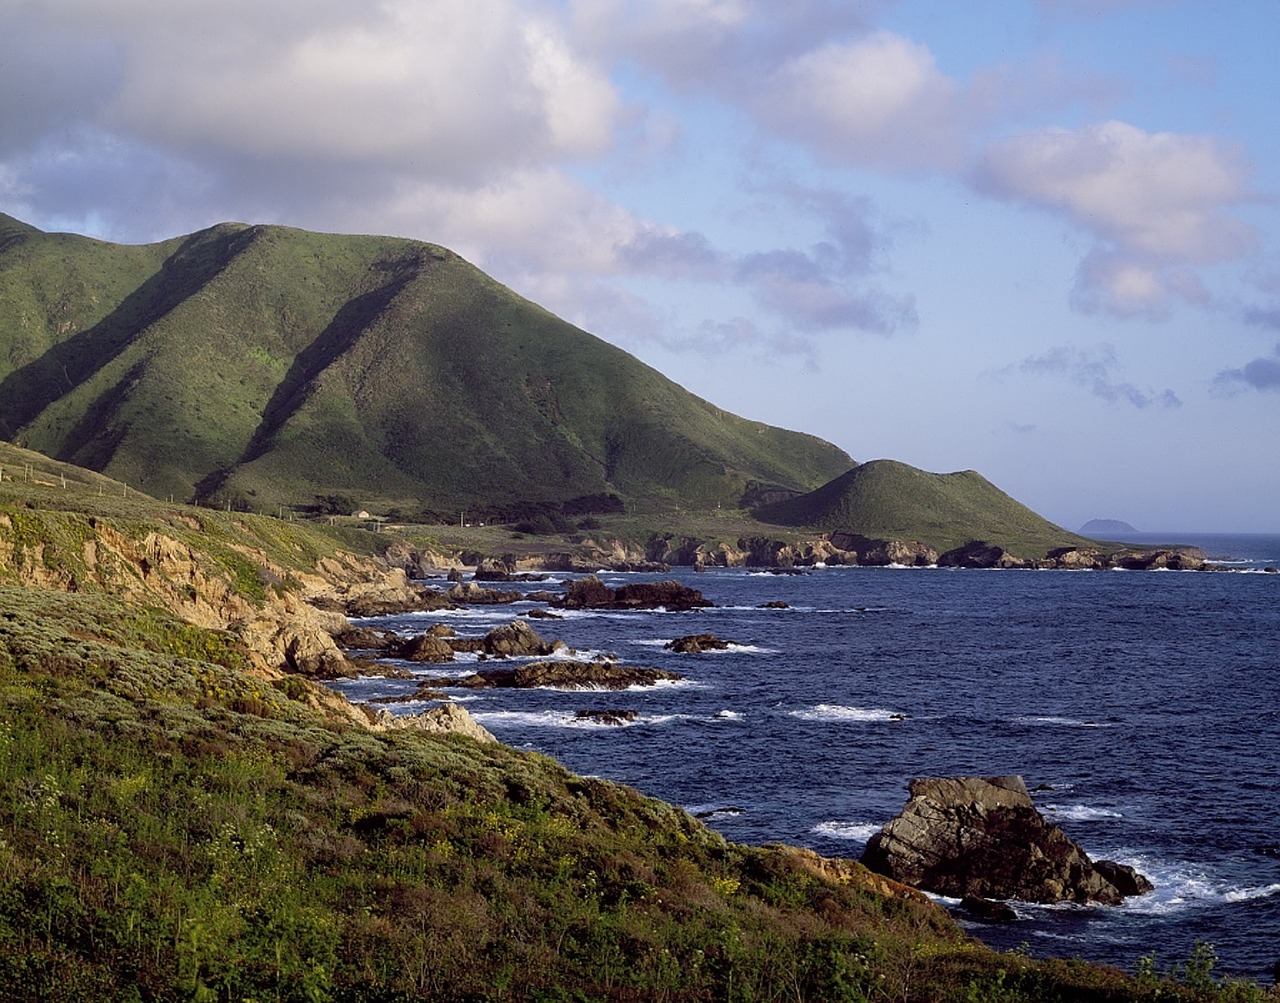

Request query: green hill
[
  {"left": 753, "top": 458, "right": 1091, "bottom": 555},
  {"left": 0, "top": 214, "right": 851, "bottom": 515}
]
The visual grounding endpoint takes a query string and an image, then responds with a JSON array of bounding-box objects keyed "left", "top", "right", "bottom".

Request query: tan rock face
[
  {"left": 0, "top": 510, "right": 506, "bottom": 739},
  {"left": 372, "top": 703, "right": 496, "bottom": 743}
]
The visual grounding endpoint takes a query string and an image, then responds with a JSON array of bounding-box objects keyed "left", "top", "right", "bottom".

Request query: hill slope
[
  {"left": 0, "top": 213, "right": 851, "bottom": 514},
  {"left": 753, "top": 458, "right": 1091, "bottom": 555},
  {"left": 0, "top": 470, "right": 1240, "bottom": 1000}
]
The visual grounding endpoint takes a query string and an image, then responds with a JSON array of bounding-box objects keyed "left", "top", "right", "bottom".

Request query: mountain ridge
[{"left": 0, "top": 214, "right": 853, "bottom": 514}]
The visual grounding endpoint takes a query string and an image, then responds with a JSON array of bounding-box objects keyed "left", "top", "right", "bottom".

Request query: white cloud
[
  {"left": 108, "top": 1, "right": 617, "bottom": 182},
  {"left": 569, "top": 0, "right": 881, "bottom": 91},
  {"left": 756, "top": 32, "right": 966, "bottom": 172},
  {"left": 974, "top": 120, "right": 1257, "bottom": 318},
  {"left": 7, "top": 0, "right": 619, "bottom": 189},
  {"left": 370, "top": 169, "right": 644, "bottom": 277}
]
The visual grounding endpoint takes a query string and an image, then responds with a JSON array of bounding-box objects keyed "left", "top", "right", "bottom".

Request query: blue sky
[{"left": 3, "top": 0, "right": 1277, "bottom": 531}]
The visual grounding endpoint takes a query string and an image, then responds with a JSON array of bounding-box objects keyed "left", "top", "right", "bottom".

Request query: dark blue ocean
[{"left": 333, "top": 532, "right": 1280, "bottom": 981}]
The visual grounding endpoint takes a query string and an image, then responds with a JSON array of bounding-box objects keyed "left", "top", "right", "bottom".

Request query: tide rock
[
  {"left": 557, "top": 575, "right": 711, "bottom": 611},
  {"left": 460, "top": 660, "right": 681, "bottom": 690},
  {"left": 574, "top": 709, "right": 639, "bottom": 726},
  {"left": 861, "top": 776, "right": 1151, "bottom": 905},
  {"left": 937, "top": 541, "right": 1028, "bottom": 569},
  {"left": 476, "top": 619, "right": 566, "bottom": 658},
  {"left": 446, "top": 581, "right": 524, "bottom": 604},
  {"left": 372, "top": 703, "right": 496, "bottom": 743},
  {"left": 665, "top": 633, "right": 733, "bottom": 653},
  {"left": 394, "top": 634, "right": 456, "bottom": 663}
]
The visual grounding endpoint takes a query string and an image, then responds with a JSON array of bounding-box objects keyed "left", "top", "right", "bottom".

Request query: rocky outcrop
[
  {"left": 937, "top": 541, "right": 1029, "bottom": 569},
  {"left": 472, "top": 556, "right": 550, "bottom": 581},
  {"left": 444, "top": 660, "right": 681, "bottom": 690},
  {"left": 557, "top": 575, "right": 712, "bottom": 611},
  {"left": 342, "top": 587, "right": 455, "bottom": 617},
  {"left": 574, "top": 709, "right": 639, "bottom": 725},
  {"left": 826, "top": 533, "right": 938, "bottom": 567},
  {"left": 1113, "top": 548, "right": 1206, "bottom": 571},
  {"left": 446, "top": 581, "right": 524, "bottom": 604},
  {"left": 1041, "top": 547, "right": 1109, "bottom": 570},
  {"left": 665, "top": 633, "right": 733, "bottom": 653},
  {"left": 371, "top": 703, "right": 496, "bottom": 743},
  {"left": 333, "top": 625, "right": 402, "bottom": 651},
  {"left": 1039, "top": 546, "right": 1208, "bottom": 571},
  {"left": 861, "top": 776, "right": 1152, "bottom": 905}
]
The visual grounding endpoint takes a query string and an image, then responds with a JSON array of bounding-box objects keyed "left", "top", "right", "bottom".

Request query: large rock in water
[
  {"left": 860, "top": 776, "right": 1152, "bottom": 905},
  {"left": 557, "top": 575, "right": 712, "bottom": 611},
  {"left": 457, "top": 660, "right": 682, "bottom": 690},
  {"left": 937, "top": 541, "right": 1028, "bottom": 569}
]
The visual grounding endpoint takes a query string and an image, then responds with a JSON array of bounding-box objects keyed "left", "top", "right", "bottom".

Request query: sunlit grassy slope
[
  {"left": 753, "top": 458, "right": 1092, "bottom": 555},
  {"left": 0, "top": 213, "right": 851, "bottom": 514}
]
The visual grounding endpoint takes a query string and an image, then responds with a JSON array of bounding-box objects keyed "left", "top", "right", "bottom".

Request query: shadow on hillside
[
  {"left": 0, "top": 226, "right": 264, "bottom": 449},
  {"left": 193, "top": 255, "right": 422, "bottom": 502}
]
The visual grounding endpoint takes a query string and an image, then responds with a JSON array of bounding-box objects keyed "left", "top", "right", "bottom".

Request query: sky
[{"left": 2, "top": 0, "right": 1277, "bottom": 532}]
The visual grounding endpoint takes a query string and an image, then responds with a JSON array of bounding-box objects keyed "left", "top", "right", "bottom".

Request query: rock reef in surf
[{"left": 861, "top": 776, "right": 1153, "bottom": 906}]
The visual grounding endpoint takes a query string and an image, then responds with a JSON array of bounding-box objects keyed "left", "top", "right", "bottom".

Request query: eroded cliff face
[
  {"left": 641, "top": 531, "right": 939, "bottom": 568},
  {"left": 0, "top": 509, "right": 432, "bottom": 727}
]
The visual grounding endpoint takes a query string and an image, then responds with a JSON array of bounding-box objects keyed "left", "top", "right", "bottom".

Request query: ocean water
[{"left": 333, "top": 534, "right": 1280, "bottom": 981}]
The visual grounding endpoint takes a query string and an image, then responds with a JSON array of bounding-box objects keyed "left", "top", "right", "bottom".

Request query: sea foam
[
  {"left": 813, "top": 821, "right": 882, "bottom": 842},
  {"left": 790, "top": 704, "right": 908, "bottom": 722}
]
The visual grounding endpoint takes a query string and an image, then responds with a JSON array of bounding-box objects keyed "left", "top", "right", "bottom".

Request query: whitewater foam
[
  {"left": 1067, "top": 853, "right": 1280, "bottom": 917},
  {"left": 790, "top": 704, "right": 909, "bottom": 723},
  {"left": 1043, "top": 804, "right": 1125, "bottom": 822},
  {"left": 1015, "top": 715, "right": 1115, "bottom": 728},
  {"left": 470, "top": 709, "right": 689, "bottom": 730},
  {"left": 813, "top": 821, "right": 882, "bottom": 842}
]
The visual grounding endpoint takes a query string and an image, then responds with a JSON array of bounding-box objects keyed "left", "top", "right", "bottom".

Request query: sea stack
[{"left": 861, "top": 776, "right": 1152, "bottom": 905}]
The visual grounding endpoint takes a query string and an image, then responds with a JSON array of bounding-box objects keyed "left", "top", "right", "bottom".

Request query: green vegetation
[
  {"left": 0, "top": 213, "right": 1109, "bottom": 555},
  {"left": 0, "top": 213, "right": 851, "bottom": 516},
  {"left": 753, "top": 459, "right": 1095, "bottom": 556},
  {"left": 0, "top": 448, "right": 1273, "bottom": 1000}
]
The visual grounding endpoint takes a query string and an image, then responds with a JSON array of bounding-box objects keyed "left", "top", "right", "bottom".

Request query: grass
[
  {"left": 753, "top": 458, "right": 1096, "bottom": 556},
  {"left": 0, "top": 473, "right": 1274, "bottom": 999},
  {"left": 3, "top": 581, "right": 1272, "bottom": 1001},
  {"left": 0, "top": 215, "right": 852, "bottom": 516}
]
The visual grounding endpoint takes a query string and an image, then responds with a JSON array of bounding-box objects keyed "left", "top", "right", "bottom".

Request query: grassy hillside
[
  {"left": 753, "top": 459, "right": 1093, "bottom": 556},
  {"left": 0, "top": 214, "right": 851, "bottom": 516},
  {"left": 1, "top": 482, "right": 1268, "bottom": 999}
]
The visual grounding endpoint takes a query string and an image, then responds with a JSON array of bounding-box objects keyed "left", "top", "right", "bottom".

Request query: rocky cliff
[{"left": 0, "top": 505, "right": 460, "bottom": 730}]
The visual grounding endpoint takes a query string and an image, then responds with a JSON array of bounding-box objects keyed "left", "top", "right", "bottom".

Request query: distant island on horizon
[{"left": 1080, "top": 518, "right": 1139, "bottom": 536}]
